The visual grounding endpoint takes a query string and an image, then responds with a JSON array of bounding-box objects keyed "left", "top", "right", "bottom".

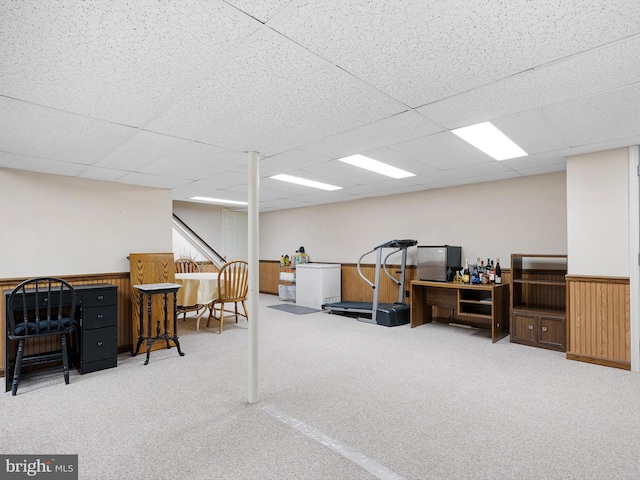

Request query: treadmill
[{"left": 324, "top": 239, "right": 417, "bottom": 326}]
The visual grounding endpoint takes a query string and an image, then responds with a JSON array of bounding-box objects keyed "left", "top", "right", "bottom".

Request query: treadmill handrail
[
  {"left": 382, "top": 248, "right": 402, "bottom": 286},
  {"left": 374, "top": 239, "right": 418, "bottom": 249},
  {"left": 356, "top": 248, "right": 376, "bottom": 289}
]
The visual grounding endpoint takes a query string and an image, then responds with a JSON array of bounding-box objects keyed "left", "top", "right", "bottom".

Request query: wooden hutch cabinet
[{"left": 510, "top": 254, "right": 568, "bottom": 352}]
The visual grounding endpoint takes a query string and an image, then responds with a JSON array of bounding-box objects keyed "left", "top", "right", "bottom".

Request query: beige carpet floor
[{"left": 2, "top": 293, "right": 640, "bottom": 479}]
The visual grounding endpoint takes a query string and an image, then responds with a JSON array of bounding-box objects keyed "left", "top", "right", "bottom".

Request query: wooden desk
[{"left": 410, "top": 281, "right": 509, "bottom": 343}]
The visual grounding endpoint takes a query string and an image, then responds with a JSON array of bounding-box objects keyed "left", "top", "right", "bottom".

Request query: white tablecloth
[{"left": 175, "top": 273, "right": 220, "bottom": 330}]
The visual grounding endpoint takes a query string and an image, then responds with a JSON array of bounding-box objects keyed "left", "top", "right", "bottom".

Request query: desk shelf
[{"left": 410, "top": 281, "right": 509, "bottom": 343}]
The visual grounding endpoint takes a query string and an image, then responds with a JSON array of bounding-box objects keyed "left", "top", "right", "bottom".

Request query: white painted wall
[
  {"left": 260, "top": 172, "right": 568, "bottom": 268},
  {"left": 0, "top": 168, "right": 172, "bottom": 278},
  {"left": 566, "top": 148, "right": 629, "bottom": 276},
  {"left": 172, "top": 200, "right": 224, "bottom": 261}
]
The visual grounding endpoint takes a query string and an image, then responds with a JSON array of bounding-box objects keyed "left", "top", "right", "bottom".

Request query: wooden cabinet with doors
[{"left": 510, "top": 254, "right": 567, "bottom": 351}]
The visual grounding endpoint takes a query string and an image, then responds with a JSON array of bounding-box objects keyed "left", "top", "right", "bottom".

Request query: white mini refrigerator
[{"left": 295, "top": 263, "right": 341, "bottom": 310}]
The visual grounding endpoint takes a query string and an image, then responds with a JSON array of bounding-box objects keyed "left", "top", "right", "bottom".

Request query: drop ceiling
[{"left": 1, "top": 1, "right": 639, "bottom": 212}]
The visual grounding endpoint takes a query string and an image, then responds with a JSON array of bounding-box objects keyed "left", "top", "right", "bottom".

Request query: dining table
[{"left": 175, "top": 272, "right": 219, "bottom": 330}]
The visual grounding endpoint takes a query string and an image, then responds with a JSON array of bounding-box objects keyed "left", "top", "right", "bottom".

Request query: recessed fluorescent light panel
[
  {"left": 190, "top": 196, "right": 248, "bottom": 206},
  {"left": 451, "top": 121, "right": 527, "bottom": 161},
  {"left": 270, "top": 174, "right": 342, "bottom": 191},
  {"left": 337, "top": 154, "right": 415, "bottom": 179}
]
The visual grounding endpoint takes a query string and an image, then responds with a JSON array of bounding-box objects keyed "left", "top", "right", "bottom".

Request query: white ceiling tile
[
  {"left": 543, "top": 83, "right": 640, "bottom": 147},
  {"left": 299, "top": 110, "right": 444, "bottom": 158},
  {"left": 257, "top": 197, "right": 308, "bottom": 211},
  {"left": 190, "top": 170, "right": 249, "bottom": 189},
  {"left": 417, "top": 34, "right": 640, "bottom": 129},
  {"left": 361, "top": 147, "right": 439, "bottom": 176},
  {"left": 408, "top": 161, "right": 514, "bottom": 186},
  {"left": 0, "top": 97, "right": 135, "bottom": 164},
  {"left": 343, "top": 180, "right": 426, "bottom": 197},
  {"left": 171, "top": 184, "right": 219, "bottom": 201},
  {"left": 389, "top": 132, "right": 493, "bottom": 170},
  {"left": 492, "top": 109, "right": 569, "bottom": 155},
  {"left": 1, "top": 2, "right": 639, "bottom": 212},
  {"left": 341, "top": 0, "right": 640, "bottom": 108},
  {"left": 95, "top": 130, "right": 192, "bottom": 171},
  {"left": 502, "top": 151, "right": 567, "bottom": 173},
  {"left": 270, "top": 0, "right": 440, "bottom": 63},
  {"left": 260, "top": 176, "right": 335, "bottom": 195},
  {"left": 193, "top": 66, "right": 406, "bottom": 155},
  {"left": 295, "top": 190, "right": 363, "bottom": 205},
  {"left": 116, "top": 172, "right": 189, "bottom": 189},
  {"left": 258, "top": 149, "right": 332, "bottom": 177},
  {"left": 275, "top": 166, "right": 356, "bottom": 188},
  {"left": 138, "top": 142, "right": 247, "bottom": 180},
  {"left": 143, "top": 30, "right": 328, "bottom": 142},
  {"left": 189, "top": 189, "right": 249, "bottom": 204},
  {"left": 0, "top": 1, "right": 259, "bottom": 125},
  {"left": 224, "top": 182, "right": 292, "bottom": 201},
  {"left": 300, "top": 160, "right": 391, "bottom": 185},
  {"left": 0, "top": 152, "right": 88, "bottom": 176},
  {"left": 227, "top": 0, "right": 294, "bottom": 23},
  {"left": 78, "top": 166, "right": 129, "bottom": 182}
]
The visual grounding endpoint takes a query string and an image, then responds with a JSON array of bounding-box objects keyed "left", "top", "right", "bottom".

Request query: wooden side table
[{"left": 133, "top": 283, "right": 185, "bottom": 365}]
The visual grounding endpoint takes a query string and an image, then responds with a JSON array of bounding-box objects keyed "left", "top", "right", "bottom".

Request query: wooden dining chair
[
  {"left": 174, "top": 257, "right": 200, "bottom": 274},
  {"left": 174, "top": 257, "right": 201, "bottom": 321},
  {"left": 6, "top": 277, "right": 78, "bottom": 395},
  {"left": 206, "top": 260, "right": 249, "bottom": 334}
]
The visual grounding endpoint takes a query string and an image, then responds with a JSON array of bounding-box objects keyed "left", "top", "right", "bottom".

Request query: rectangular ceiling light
[
  {"left": 337, "top": 154, "right": 415, "bottom": 179},
  {"left": 451, "top": 121, "right": 528, "bottom": 160},
  {"left": 191, "top": 196, "right": 248, "bottom": 206},
  {"left": 270, "top": 174, "right": 342, "bottom": 191}
]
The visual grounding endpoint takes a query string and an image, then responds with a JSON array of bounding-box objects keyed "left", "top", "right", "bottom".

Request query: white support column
[
  {"left": 248, "top": 151, "right": 260, "bottom": 402},
  {"left": 629, "top": 145, "right": 639, "bottom": 372}
]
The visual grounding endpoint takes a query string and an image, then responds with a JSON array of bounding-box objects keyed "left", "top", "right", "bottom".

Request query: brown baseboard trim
[{"left": 566, "top": 352, "right": 631, "bottom": 370}]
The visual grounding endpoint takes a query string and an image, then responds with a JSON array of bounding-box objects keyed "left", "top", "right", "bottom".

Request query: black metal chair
[{"left": 6, "top": 277, "right": 77, "bottom": 396}]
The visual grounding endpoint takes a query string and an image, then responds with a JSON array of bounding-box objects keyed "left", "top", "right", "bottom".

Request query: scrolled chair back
[{"left": 7, "top": 277, "right": 77, "bottom": 339}]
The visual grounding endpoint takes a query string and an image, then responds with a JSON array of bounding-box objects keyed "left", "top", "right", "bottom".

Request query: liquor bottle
[
  {"left": 462, "top": 259, "right": 470, "bottom": 284},
  {"left": 495, "top": 258, "right": 502, "bottom": 284},
  {"left": 471, "top": 261, "right": 480, "bottom": 284}
]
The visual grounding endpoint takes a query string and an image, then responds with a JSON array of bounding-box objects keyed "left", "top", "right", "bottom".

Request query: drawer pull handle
[
  {"left": 541, "top": 326, "right": 547, "bottom": 332},
  {"left": 97, "top": 314, "right": 104, "bottom": 319},
  {"left": 496, "top": 323, "right": 500, "bottom": 328},
  {"left": 97, "top": 341, "right": 103, "bottom": 347},
  {"left": 97, "top": 295, "right": 104, "bottom": 301},
  {"left": 528, "top": 325, "right": 534, "bottom": 330}
]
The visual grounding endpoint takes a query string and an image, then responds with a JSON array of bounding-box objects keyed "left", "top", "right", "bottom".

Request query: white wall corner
[{"left": 629, "top": 145, "right": 639, "bottom": 372}]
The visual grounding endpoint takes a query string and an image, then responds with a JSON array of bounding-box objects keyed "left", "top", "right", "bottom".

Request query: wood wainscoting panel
[
  {"left": 260, "top": 260, "right": 280, "bottom": 295},
  {"left": 1, "top": 272, "right": 132, "bottom": 377},
  {"left": 566, "top": 275, "right": 630, "bottom": 370},
  {"left": 341, "top": 264, "right": 416, "bottom": 304}
]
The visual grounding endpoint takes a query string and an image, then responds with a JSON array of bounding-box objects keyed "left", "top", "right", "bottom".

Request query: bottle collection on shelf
[
  {"left": 279, "top": 247, "right": 310, "bottom": 283},
  {"left": 451, "top": 258, "right": 501, "bottom": 285}
]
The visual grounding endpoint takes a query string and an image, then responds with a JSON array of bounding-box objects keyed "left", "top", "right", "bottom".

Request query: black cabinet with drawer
[
  {"left": 4, "top": 283, "right": 118, "bottom": 388},
  {"left": 75, "top": 284, "right": 118, "bottom": 374}
]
